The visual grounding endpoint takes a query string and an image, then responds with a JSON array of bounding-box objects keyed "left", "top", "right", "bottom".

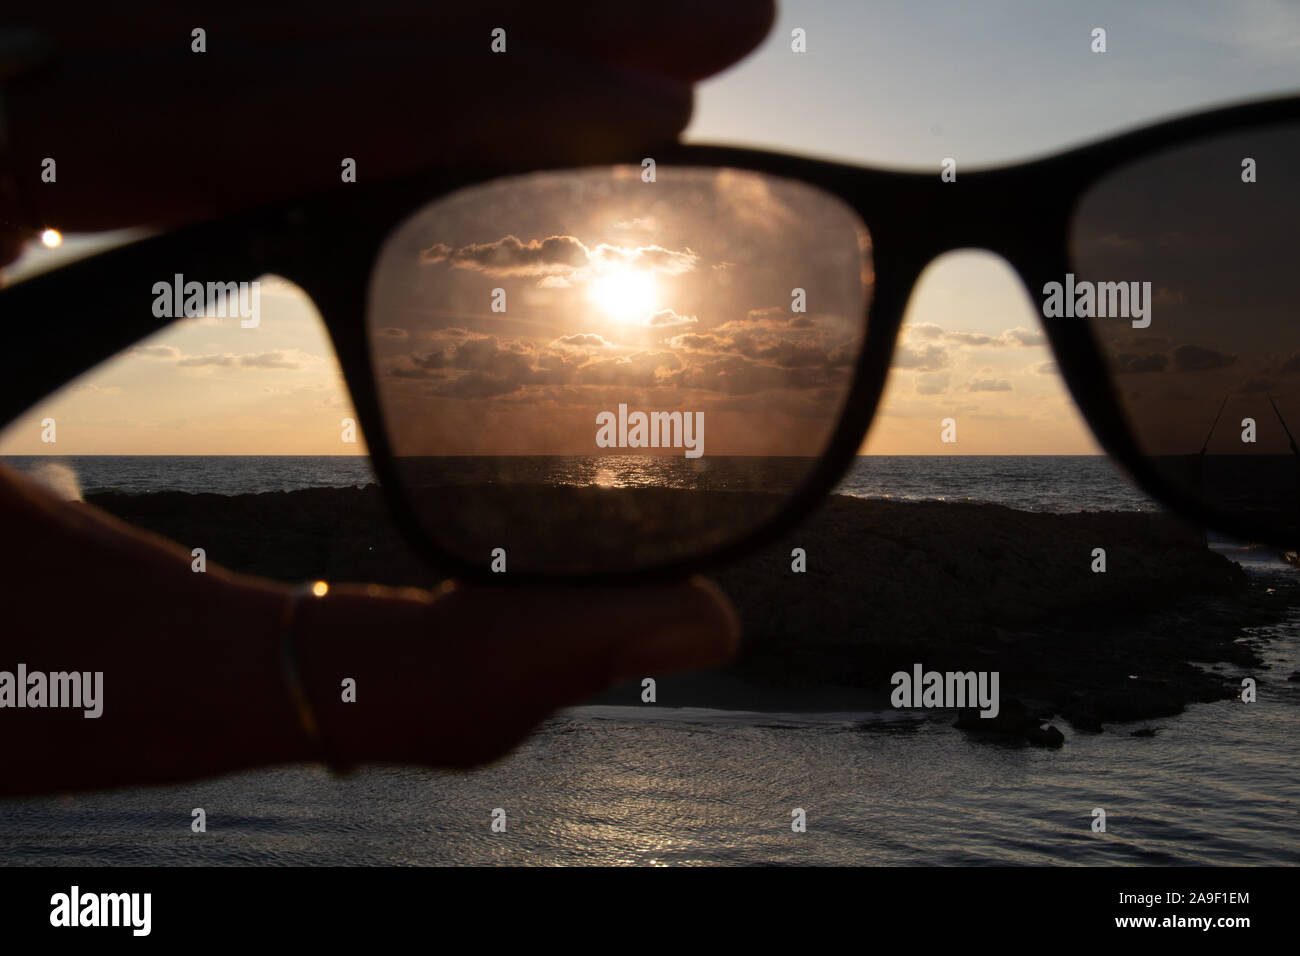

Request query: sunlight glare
[{"left": 587, "top": 266, "right": 657, "bottom": 323}]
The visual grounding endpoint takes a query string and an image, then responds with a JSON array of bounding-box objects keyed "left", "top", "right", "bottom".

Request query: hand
[
  {"left": 0, "top": 0, "right": 772, "bottom": 793},
  {"left": 2, "top": 1, "right": 774, "bottom": 248}
]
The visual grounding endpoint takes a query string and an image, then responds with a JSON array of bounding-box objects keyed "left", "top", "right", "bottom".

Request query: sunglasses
[{"left": 4, "top": 95, "right": 1298, "bottom": 582}]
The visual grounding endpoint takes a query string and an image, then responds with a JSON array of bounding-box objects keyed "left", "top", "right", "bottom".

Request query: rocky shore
[{"left": 86, "top": 486, "right": 1297, "bottom": 735}]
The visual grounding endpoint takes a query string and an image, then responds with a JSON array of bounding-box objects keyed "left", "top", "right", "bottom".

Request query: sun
[{"left": 587, "top": 266, "right": 658, "bottom": 323}]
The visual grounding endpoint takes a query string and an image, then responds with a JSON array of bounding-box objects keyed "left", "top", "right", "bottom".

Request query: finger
[
  {"left": 411, "top": 577, "right": 740, "bottom": 765},
  {"left": 30, "top": 1, "right": 775, "bottom": 83},
  {"left": 8, "top": 0, "right": 777, "bottom": 234},
  {"left": 8, "top": 48, "right": 692, "bottom": 233},
  {"left": 510, "top": 575, "right": 741, "bottom": 680}
]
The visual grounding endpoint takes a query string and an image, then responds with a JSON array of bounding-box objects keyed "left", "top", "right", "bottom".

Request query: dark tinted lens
[
  {"left": 1070, "top": 120, "right": 1300, "bottom": 542},
  {"left": 367, "top": 167, "right": 871, "bottom": 574}
]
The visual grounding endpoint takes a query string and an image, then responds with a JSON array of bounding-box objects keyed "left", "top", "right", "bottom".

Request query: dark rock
[
  {"left": 82, "top": 488, "right": 1297, "bottom": 725},
  {"left": 954, "top": 697, "right": 1064, "bottom": 747}
]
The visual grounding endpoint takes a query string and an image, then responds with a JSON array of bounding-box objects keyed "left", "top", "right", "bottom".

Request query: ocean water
[
  {"left": 2, "top": 454, "right": 1297, "bottom": 865},
  {"left": 3, "top": 453, "right": 1157, "bottom": 512}
]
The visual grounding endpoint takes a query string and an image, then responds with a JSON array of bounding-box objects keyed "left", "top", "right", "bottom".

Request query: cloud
[
  {"left": 1113, "top": 352, "right": 1169, "bottom": 374},
  {"left": 162, "top": 347, "right": 311, "bottom": 370},
  {"left": 1153, "top": 287, "right": 1185, "bottom": 308},
  {"left": 1172, "top": 344, "right": 1236, "bottom": 372},
  {"left": 916, "top": 372, "right": 950, "bottom": 395},
  {"left": 380, "top": 327, "right": 408, "bottom": 338},
  {"left": 384, "top": 323, "right": 851, "bottom": 401},
  {"left": 646, "top": 309, "right": 698, "bottom": 330},
  {"left": 574, "top": 351, "right": 679, "bottom": 388},
  {"left": 664, "top": 354, "right": 836, "bottom": 396},
  {"left": 1240, "top": 378, "right": 1275, "bottom": 394},
  {"left": 433, "top": 371, "right": 524, "bottom": 399},
  {"left": 133, "top": 345, "right": 182, "bottom": 359},
  {"left": 554, "top": 333, "right": 611, "bottom": 349},
  {"left": 1033, "top": 360, "right": 1059, "bottom": 375},
  {"left": 945, "top": 330, "right": 1000, "bottom": 346},
  {"left": 592, "top": 243, "right": 699, "bottom": 276},
  {"left": 240, "top": 351, "right": 302, "bottom": 369},
  {"left": 419, "top": 235, "right": 700, "bottom": 280},
  {"left": 731, "top": 331, "right": 830, "bottom": 368},
  {"left": 906, "top": 324, "right": 1045, "bottom": 348},
  {"left": 908, "top": 323, "right": 946, "bottom": 340},
  {"left": 716, "top": 307, "right": 817, "bottom": 332},
  {"left": 893, "top": 343, "right": 950, "bottom": 371},
  {"left": 964, "top": 378, "right": 1013, "bottom": 392},
  {"left": 669, "top": 333, "right": 727, "bottom": 350},
  {"left": 1001, "top": 327, "right": 1046, "bottom": 347},
  {"left": 419, "top": 234, "right": 590, "bottom": 276}
]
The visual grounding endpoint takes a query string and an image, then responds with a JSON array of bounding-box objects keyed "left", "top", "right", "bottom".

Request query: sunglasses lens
[
  {"left": 366, "top": 167, "right": 871, "bottom": 574},
  {"left": 1069, "top": 119, "right": 1300, "bottom": 543}
]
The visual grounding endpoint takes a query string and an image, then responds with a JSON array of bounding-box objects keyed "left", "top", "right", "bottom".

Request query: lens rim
[{"left": 6, "top": 96, "right": 1300, "bottom": 574}]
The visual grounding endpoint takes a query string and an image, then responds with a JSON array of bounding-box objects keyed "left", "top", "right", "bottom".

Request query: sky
[{"left": 2, "top": 0, "right": 1298, "bottom": 456}]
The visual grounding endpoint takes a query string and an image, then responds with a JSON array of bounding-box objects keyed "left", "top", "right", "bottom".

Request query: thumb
[{"left": 413, "top": 576, "right": 741, "bottom": 766}]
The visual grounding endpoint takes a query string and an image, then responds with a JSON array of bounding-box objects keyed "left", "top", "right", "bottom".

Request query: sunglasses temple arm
[{"left": 0, "top": 233, "right": 261, "bottom": 427}]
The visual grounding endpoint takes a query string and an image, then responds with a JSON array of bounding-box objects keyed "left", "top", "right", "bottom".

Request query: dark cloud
[
  {"left": 575, "top": 351, "right": 678, "bottom": 388},
  {"left": 554, "top": 333, "right": 611, "bottom": 348},
  {"left": 669, "top": 333, "right": 727, "bottom": 350},
  {"left": 1172, "top": 344, "right": 1236, "bottom": 372},
  {"left": 419, "top": 234, "right": 591, "bottom": 276},
  {"left": 665, "top": 355, "right": 835, "bottom": 396},
  {"left": 177, "top": 354, "right": 234, "bottom": 367},
  {"left": 719, "top": 307, "right": 816, "bottom": 331},
  {"left": 1113, "top": 352, "right": 1169, "bottom": 374},
  {"left": 432, "top": 372, "right": 522, "bottom": 399},
  {"left": 731, "top": 331, "right": 828, "bottom": 368},
  {"left": 1002, "top": 327, "right": 1045, "bottom": 347}
]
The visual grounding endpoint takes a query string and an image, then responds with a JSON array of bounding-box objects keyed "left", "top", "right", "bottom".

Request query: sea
[{"left": 2, "top": 454, "right": 1298, "bottom": 865}]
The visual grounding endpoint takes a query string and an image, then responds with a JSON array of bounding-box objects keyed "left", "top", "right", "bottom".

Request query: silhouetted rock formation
[
  {"left": 85, "top": 487, "right": 1295, "bottom": 729},
  {"left": 954, "top": 697, "right": 1065, "bottom": 747}
]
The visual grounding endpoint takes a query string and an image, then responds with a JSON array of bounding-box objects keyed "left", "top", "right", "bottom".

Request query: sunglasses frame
[{"left": 4, "top": 93, "right": 1299, "bottom": 582}]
